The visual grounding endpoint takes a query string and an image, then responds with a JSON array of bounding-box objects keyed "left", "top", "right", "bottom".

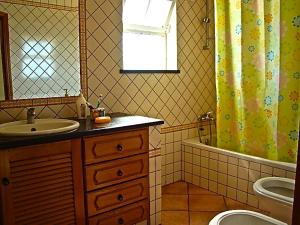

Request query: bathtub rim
[{"left": 182, "top": 138, "right": 296, "bottom": 173}]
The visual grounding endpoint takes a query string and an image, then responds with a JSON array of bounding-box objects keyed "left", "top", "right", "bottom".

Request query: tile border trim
[
  {"left": 161, "top": 121, "right": 210, "bottom": 134},
  {"left": 0, "top": 0, "right": 78, "bottom": 11}
]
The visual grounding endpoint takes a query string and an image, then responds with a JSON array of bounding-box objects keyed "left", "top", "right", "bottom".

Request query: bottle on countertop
[{"left": 76, "top": 90, "right": 88, "bottom": 119}]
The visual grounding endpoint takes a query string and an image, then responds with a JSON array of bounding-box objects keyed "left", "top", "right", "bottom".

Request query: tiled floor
[{"left": 162, "top": 181, "right": 262, "bottom": 225}]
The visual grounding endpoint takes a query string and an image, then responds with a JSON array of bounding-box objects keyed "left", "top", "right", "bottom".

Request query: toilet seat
[
  {"left": 209, "top": 210, "right": 287, "bottom": 225},
  {"left": 253, "top": 177, "right": 295, "bottom": 206}
]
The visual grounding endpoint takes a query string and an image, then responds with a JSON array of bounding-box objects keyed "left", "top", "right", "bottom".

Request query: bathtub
[{"left": 181, "top": 137, "right": 296, "bottom": 208}]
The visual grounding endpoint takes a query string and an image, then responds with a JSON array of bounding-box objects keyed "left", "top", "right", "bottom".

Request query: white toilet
[
  {"left": 253, "top": 177, "right": 295, "bottom": 224},
  {"left": 209, "top": 210, "right": 287, "bottom": 225}
]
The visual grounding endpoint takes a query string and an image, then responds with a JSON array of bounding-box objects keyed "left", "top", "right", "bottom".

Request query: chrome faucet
[
  {"left": 198, "top": 111, "right": 216, "bottom": 146},
  {"left": 198, "top": 111, "right": 215, "bottom": 122},
  {"left": 27, "top": 107, "right": 36, "bottom": 124}
]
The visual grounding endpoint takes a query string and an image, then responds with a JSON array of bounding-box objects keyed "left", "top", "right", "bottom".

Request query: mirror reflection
[{"left": 0, "top": 0, "right": 80, "bottom": 100}]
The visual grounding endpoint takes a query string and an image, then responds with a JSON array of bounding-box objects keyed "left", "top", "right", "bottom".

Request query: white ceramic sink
[{"left": 0, "top": 119, "right": 80, "bottom": 136}]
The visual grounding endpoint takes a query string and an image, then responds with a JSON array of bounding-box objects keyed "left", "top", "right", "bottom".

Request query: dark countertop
[{"left": 0, "top": 113, "right": 164, "bottom": 149}]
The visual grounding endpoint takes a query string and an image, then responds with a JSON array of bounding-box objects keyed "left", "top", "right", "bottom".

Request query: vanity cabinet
[
  {"left": 0, "top": 139, "right": 85, "bottom": 225},
  {"left": 0, "top": 127, "right": 151, "bottom": 225},
  {"left": 83, "top": 128, "right": 150, "bottom": 225}
]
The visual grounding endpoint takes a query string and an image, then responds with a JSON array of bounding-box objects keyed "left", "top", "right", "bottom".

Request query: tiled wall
[
  {"left": 181, "top": 139, "right": 297, "bottom": 209},
  {"left": 0, "top": 0, "right": 216, "bottom": 128},
  {"left": 148, "top": 126, "right": 162, "bottom": 225},
  {"left": 85, "top": 0, "right": 215, "bottom": 128},
  {"left": 0, "top": 0, "right": 216, "bottom": 132},
  {"left": 0, "top": 104, "right": 77, "bottom": 123},
  {"left": 0, "top": 1, "right": 80, "bottom": 99}
]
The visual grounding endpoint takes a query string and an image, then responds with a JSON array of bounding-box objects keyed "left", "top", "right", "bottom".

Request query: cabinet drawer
[
  {"left": 88, "top": 200, "right": 148, "bottom": 225},
  {"left": 84, "top": 129, "right": 149, "bottom": 164},
  {"left": 85, "top": 153, "right": 148, "bottom": 191},
  {"left": 87, "top": 177, "right": 149, "bottom": 216}
]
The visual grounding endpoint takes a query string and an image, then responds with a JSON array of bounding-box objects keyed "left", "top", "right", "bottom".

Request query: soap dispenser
[{"left": 76, "top": 90, "right": 88, "bottom": 119}]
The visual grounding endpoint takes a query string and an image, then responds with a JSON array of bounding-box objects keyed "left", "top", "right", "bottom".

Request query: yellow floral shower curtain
[{"left": 215, "top": 0, "right": 300, "bottom": 163}]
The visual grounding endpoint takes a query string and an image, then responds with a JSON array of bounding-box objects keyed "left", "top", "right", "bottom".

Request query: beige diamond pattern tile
[
  {"left": 0, "top": 104, "right": 76, "bottom": 122},
  {"left": 1, "top": 0, "right": 216, "bottom": 126},
  {"left": 85, "top": 0, "right": 216, "bottom": 127},
  {"left": 149, "top": 126, "right": 161, "bottom": 150}
]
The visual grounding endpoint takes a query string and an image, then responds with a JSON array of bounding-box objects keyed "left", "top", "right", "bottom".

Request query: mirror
[{"left": 0, "top": 1, "right": 81, "bottom": 101}]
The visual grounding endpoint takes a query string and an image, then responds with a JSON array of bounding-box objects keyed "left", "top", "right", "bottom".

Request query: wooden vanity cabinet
[
  {"left": 0, "top": 127, "right": 151, "bottom": 225},
  {"left": 0, "top": 139, "right": 85, "bottom": 225},
  {"left": 83, "top": 128, "right": 150, "bottom": 225}
]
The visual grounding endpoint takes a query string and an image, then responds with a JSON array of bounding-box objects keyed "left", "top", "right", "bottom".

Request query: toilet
[
  {"left": 209, "top": 210, "right": 287, "bottom": 225},
  {"left": 253, "top": 177, "right": 295, "bottom": 224}
]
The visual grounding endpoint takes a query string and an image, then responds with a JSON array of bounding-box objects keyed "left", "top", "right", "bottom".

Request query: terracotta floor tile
[
  {"left": 162, "top": 211, "right": 189, "bottom": 225},
  {"left": 189, "top": 212, "right": 220, "bottom": 225},
  {"left": 162, "top": 182, "right": 267, "bottom": 224},
  {"left": 189, "top": 195, "right": 227, "bottom": 212},
  {"left": 162, "top": 181, "right": 188, "bottom": 195},
  {"left": 188, "top": 183, "right": 217, "bottom": 195},
  {"left": 162, "top": 194, "right": 189, "bottom": 211},
  {"left": 224, "top": 197, "right": 247, "bottom": 210}
]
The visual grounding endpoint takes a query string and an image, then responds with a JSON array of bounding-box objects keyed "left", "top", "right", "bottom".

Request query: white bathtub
[{"left": 181, "top": 137, "right": 296, "bottom": 208}]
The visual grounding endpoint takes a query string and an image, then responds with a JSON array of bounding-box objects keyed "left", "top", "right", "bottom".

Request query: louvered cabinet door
[{"left": 0, "top": 139, "right": 85, "bottom": 225}]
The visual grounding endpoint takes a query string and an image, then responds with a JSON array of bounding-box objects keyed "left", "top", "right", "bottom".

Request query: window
[{"left": 122, "top": 0, "right": 178, "bottom": 72}]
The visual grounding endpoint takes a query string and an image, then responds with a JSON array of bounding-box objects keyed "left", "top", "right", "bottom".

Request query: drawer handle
[
  {"left": 117, "top": 144, "right": 123, "bottom": 152},
  {"left": 117, "top": 194, "right": 124, "bottom": 201},
  {"left": 118, "top": 218, "right": 124, "bottom": 224},
  {"left": 2, "top": 177, "right": 10, "bottom": 186},
  {"left": 117, "top": 169, "right": 123, "bottom": 177}
]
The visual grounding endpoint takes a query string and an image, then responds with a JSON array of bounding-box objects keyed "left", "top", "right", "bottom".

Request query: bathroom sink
[{"left": 0, "top": 119, "right": 80, "bottom": 136}]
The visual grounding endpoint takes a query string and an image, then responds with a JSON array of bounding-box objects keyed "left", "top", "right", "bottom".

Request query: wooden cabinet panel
[
  {"left": 88, "top": 200, "right": 149, "bottom": 225},
  {"left": 0, "top": 140, "right": 85, "bottom": 225},
  {"left": 84, "top": 129, "right": 149, "bottom": 164},
  {"left": 85, "top": 153, "right": 148, "bottom": 191},
  {"left": 86, "top": 177, "right": 148, "bottom": 217}
]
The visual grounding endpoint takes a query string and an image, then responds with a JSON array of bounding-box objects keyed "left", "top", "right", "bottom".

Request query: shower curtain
[{"left": 215, "top": 0, "right": 300, "bottom": 163}]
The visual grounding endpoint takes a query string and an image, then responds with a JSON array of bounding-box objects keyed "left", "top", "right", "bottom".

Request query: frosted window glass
[
  {"left": 123, "top": 33, "right": 165, "bottom": 70},
  {"left": 122, "top": 0, "right": 177, "bottom": 70},
  {"left": 144, "top": 0, "right": 172, "bottom": 27},
  {"left": 123, "top": 0, "right": 148, "bottom": 25},
  {"left": 123, "top": 0, "right": 172, "bottom": 28}
]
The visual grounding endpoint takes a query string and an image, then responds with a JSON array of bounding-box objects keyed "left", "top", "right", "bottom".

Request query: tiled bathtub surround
[
  {"left": 161, "top": 126, "right": 199, "bottom": 186},
  {"left": 182, "top": 138, "right": 296, "bottom": 209}
]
